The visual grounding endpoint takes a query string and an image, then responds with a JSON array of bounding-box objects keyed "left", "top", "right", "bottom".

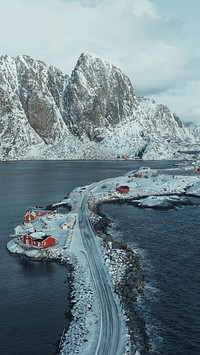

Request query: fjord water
[
  {"left": 0, "top": 160, "right": 152, "bottom": 355},
  {"left": 0, "top": 160, "right": 199, "bottom": 354},
  {"left": 101, "top": 201, "right": 200, "bottom": 355}
]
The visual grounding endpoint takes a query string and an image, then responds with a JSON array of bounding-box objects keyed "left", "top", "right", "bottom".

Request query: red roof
[{"left": 116, "top": 186, "right": 130, "bottom": 193}]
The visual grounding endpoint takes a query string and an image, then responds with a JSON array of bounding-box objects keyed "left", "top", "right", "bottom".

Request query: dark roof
[{"left": 32, "top": 235, "right": 51, "bottom": 242}]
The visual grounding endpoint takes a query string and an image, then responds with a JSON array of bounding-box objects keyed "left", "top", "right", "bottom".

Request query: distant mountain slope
[
  {"left": 184, "top": 122, "right": 200, "bottom": 138},
  {"left": 0, "top": 52, "right": 199, "bottom": 160}
]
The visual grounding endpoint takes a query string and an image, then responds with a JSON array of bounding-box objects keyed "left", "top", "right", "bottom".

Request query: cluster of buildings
[
  {"left": 16, "top": 209, "right": 57, "bottom": 250},
  {"left": 115, "top": 168, "right": 148, "bottom": 194}
]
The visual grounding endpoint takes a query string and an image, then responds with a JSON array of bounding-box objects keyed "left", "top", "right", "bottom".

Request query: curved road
[{"left": 78, "top": 183, "right": 126, "bottom": 355}]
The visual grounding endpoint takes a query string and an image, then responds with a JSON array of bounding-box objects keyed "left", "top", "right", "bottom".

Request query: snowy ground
[{"left": 7, "top": 164, "right": 200, "bottom": 355}]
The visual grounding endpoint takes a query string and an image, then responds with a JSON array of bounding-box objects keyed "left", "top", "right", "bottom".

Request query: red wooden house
[
  {"left": 21, "top": 232, "right": 56, "bottom": 249},
  {"left": 41, "top": 236, "right": 56, "bottom": 248},
  {"left": 116, "top": 185, "right": 130, "bottom": 193},
  {"left": 24, "top": 212, "right": 36, "bottom": 222},
  {"left": 22, "top": 234, "right": 33, "bottom": 245}
]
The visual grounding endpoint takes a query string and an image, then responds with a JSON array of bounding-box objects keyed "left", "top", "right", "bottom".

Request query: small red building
[
  {"left": 21, "top": 232, "right": 56, "bottom": 249},
  {"left": 134, "top": 172, "right": 143, "bottom": 178},
  {"left": 24, "top": 210, "right": 56, "bottom": 222},
  {"left": 24, "top": 212, "right": 36, "bottom": 222},
  {"left": 36, "top": 211, "right": 56, "bottom": 217},
  {"left": 116, "top": 185, "right": 130, "bottom": 193},
  {"left": 137, "top": 172, "right": 143, "bottom": 178},
  {"left": 41, "top": 236, "right": 56, "bottom": 248}
]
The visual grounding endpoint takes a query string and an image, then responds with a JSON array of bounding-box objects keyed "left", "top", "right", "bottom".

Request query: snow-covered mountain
[
  {"left": 184, "top": 122, "right": 200, "bottom": 138},
  {"left": 0, "top": 52, "right": 199, "bottom": 160}
]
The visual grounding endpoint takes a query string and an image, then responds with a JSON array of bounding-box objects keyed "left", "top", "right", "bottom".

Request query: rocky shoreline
[{"left": 88, "top": 199, "right": 150, "bottom": 354}]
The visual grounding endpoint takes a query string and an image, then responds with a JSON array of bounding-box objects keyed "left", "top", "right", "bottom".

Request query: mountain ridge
[{"left": 0, "top": 52, "right": 199, "bottom": 161}]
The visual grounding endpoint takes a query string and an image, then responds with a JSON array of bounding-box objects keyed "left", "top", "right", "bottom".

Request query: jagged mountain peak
[
  {"left": 16, "top": 54, "right": 45, "bottom": 67},
  {"left": 73, "top": 51, "right": 133, "bottom": 89},
  {"left": 0, "top": 52, "right": 199, "bottom": 161},
  {"left": 0, "top": 54, "right": 14, "bottom": 63},
  {"left": 138, "top": 96, "right": 182, "bottom": 128},
  {"left": 64, "top": 51, "right": 139, "bottom": 141},
  {"left": 138, "top": 96, "right": 193, "bottom": 142},
  {"left": 75, "top": 52, "right": 113, "bottom": 72}
]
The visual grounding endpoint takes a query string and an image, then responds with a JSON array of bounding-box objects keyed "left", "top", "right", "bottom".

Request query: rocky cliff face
[
  {"left": 0, "top": 55, "right": 43, "bottom": 159},
  {"left": 15, "top": 55, "right": 70, "bottom": 144},
  {"left": 0, "top": 52, "right": 198, "bottom": 160},
  {"left": 63, "top": 52, "right": 141, "bottom": 142}
]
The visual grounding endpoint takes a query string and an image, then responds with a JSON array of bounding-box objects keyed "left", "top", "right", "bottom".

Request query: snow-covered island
[{"left": 7, "top": 165, "right": 200, "bottom": 355}]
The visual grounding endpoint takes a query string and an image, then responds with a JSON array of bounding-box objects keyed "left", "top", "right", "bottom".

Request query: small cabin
[
  {"left": 24, "top": 212, "right": 36, "bottom": 222},
  {"left": 21, "top": 232, "right": 56, "bottom": 249},
  {"left": 61, "top": 223, "right": 69, "bottom": 230},
  {"left": 116, "top": 185, "right": 130, "bottom": 193}
]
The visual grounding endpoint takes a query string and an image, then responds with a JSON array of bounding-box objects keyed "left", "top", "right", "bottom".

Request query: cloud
[
  {"left": 0, "top": 0, "right": 199, "bottom": 122},
  {"left": 0, "top": 1, "right": 185, "bottom": 75},
  {"left": 62, "top": 0, "right": 105, "bottom": 6}
]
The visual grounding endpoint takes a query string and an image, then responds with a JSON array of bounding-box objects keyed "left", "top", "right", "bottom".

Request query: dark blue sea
[
  {"left": 0, "top": 160, "right": 199, "bottom": 354},
  {"left": 101, "top": 198, "right": 200, "bottom": 354}
]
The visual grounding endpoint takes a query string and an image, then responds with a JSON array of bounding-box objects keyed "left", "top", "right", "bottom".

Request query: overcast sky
[{"left": 1, "top": 0, "right": 199, "bottom": 123}]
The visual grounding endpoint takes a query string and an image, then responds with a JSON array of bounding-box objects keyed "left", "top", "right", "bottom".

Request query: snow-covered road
[{"left": 78, "top": 183, "right": 126, "bottom": 355}]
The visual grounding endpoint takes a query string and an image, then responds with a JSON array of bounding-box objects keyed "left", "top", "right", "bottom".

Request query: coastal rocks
[
  {"left": 131, "top": 195, "right": 193, "bottom": 209},
  {"left": 186, "top": 180, "right": 200, "bottom": 196},
  {"left": 102, "top": 239, "right": 145, "bottom": 300},
  {"left": 101, "top": 239, "right": 149, "bottom": 355}
]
